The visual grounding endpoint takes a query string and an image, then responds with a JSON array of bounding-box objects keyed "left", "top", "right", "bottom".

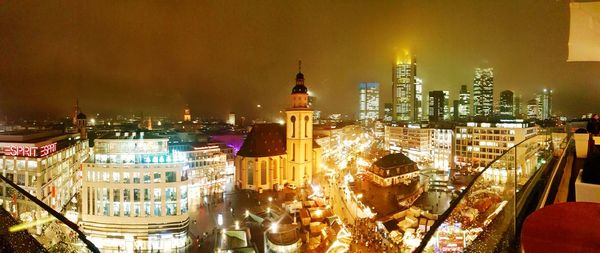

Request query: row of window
[
  {"left": 86, "top": 171, "right": 178, "bottom": 183},
  {"left": 88, "top": 186, "right": 188, "bottom": 217}
]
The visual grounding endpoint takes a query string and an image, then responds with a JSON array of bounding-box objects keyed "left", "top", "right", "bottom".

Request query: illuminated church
[{"left": 235, "top": 63, "right": 322, "bottom": 191}]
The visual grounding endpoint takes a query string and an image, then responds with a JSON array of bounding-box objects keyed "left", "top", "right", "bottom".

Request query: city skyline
[{"left": 0, "top": 1, "right": 598, "bottom": 120}]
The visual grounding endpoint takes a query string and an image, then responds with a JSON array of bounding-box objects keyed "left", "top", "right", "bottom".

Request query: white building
[
  {"left": 432, "top": 129, "right": 454, "bottom": 171},
  {"left": 454, "top": 122, "right": 537, "bottom": 169},
  {"left": 81, "top": 131, "right": 189, "bottom": 252},
  {"left": 384, "top": 124, "right": 432, "bottom": 164},
  {"left": 0, "top": 130, "right": 89, "bottom": 213},
  {"left": 384, "top": 125, "right": 453, "bottom": 171}
]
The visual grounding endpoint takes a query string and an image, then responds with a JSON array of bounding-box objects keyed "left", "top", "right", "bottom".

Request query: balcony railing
[
  {"left": 414, "top": 130, "right": 569, "bottom": 253},
  {"left": 0, "top": 173, "right": 99, "bottom": 253}
]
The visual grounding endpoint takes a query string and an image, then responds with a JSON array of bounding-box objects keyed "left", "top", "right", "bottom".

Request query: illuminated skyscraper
[
  {"left": 392, "top": 56, "right": 419, "bottom": 122},
  {"left": 359, "top": 82, "right": 380, "bottom": 121},
  {"left": 472, "top": 68, "right": 494, "bottom": 117},
  {"left": 500, "top": 90, "right": 514, "bottom": 117},
  {"left": 458, "top": 85, "right": 471, "bottom": 119},
  {"left": 536, "top": 88, "right": 553, "bottom": 120},
  {"left": 514, "top": 94, "right": 522, "bottom": 118}
]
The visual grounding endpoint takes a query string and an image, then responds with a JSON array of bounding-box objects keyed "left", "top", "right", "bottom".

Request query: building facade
[
  {"left": 0, "top": 131, "right": 89, "bottom": 215},
  {"left": 81, "top": 132, "right": 189, "bottom": 252},
  {"left": 392, "top": 57, "right": 420, "bottom": 122},
  {"left": 432, "top": 128, "right": 454, "bottom": 171},
  {"left": 384, "top": 124, "right": 432, "bottom": 164},
  {"left": 458, "top": 85, "right": 471, "bottom": 119},
  {"left": 499, "top": 90, "right": 514, "bottom": 117},
  {"left": 367, "top": 153, "right": 419, "bottom": 187},
  {"left": 527, "top": 99, "right": 538, "bottom": 119},
  {"left": 384, "top": 103, "right": 393, "bottom": 122},
  {"left": 454, "top": 122, "right": 537, "bottom": 169},
  {"left": 536, "top": 89, "right": 553, "bottom": 120},
  {"left": 358, "top": 82, "right": 380, "bottom": 122},
  {"left": 428, "top": 91, "right": 445, "bottom": 122},
  {"left": 472, "top": 68, "right": 494, "bottom": 117}
]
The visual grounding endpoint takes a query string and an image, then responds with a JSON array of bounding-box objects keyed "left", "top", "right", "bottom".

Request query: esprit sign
[{"left": 5, "top": 143, "right": 57, "bottom": 157}]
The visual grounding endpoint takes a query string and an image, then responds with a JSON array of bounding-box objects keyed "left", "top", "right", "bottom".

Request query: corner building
[
  {"left": 81, "top": 131, "right": 189, "bottom": 252},
  {"left": 0, "top": 130, "right": 88, "bottom": 213}
]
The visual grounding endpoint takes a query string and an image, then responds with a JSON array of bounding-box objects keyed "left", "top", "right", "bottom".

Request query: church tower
[
  {"left": 285, "top": 61, "right": 314, "bottom": 187},
  {"left": 72, "top": 99, "right": 80, "bottom": 126},
  {"left": 183, "top": 105, "right": 191, "bottom": 121}
]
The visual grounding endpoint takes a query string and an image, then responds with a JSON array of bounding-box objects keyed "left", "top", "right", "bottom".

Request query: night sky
[{"left": 0, "top": 1, "right": 598, "bottom": 120}]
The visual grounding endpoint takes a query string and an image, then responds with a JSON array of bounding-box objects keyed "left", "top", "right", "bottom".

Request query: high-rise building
[
  {"left": 428, "top": 91, "right": 446, "bottom": 122},
  {"left": 443, "top": 91, "right": 450, "bottom": 120},
  {"left": 472, "top": 68, "right": 494, "bottom": 117},
  {"left": 500, "top": 90, "right": 514, "bottom": 117},
  {"left": 514, "top": 95, "right": 522, "bottom": 118},
  {"left": 453, "top": 100, "right": 459, "bottom": 121},
  {"left": 392, "top": 56, "right": 419, "bottom": 122},
  {"left": 358, "top": 82, "right": 380, "bottom": 121},
  {"left": 536, "top": 89, "right": 553, "bottom": 120},
  {"left": 228, "top": 112, "right": 236, "bottom": 126},
  {"left": 416, "top": 77, "right": 423, "bottom": 121},
  {"left": 458, "top": 85, "right": 470, "bottom": 119},
  {"left": 384, "top": 103, "right": 393, "bottom": 122},
  {"left": 527, "top": 99, "right": 538, "bottom": 119}
]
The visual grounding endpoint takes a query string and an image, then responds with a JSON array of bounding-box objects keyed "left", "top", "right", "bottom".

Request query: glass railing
[
  {"left": 415, "top": 131, "right": 569, "bottom": 253},
  {"left": 0, "top": 174, "right": 99, "bottom": 253}
]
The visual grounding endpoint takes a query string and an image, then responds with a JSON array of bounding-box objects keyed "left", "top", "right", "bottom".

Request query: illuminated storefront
[{"left": 0, "top": 130, "right": 88, "bottom": 216}]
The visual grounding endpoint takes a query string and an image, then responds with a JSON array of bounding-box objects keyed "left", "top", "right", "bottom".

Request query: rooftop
[
  {"left": 373, "top": 153, "right": 415, "bottom": 169},
  {"left": 97, "top": 131, "right": 165, "bottom": 140},
  {"left": 0, "top": 130, "right": 65, "bottom": 143},
  {"left": 237, "top": 124, "right": 286, "bottom": 157}
]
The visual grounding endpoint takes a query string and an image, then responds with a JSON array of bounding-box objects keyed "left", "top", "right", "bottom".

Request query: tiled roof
[
  {"left": 374, "top": 153, "right": 415, "bottom": 168},
  {"left": 369, "top": 153, "right": 418, "bottom": 178},
  {"left": 237, "top": 124, "right": 286, "bottom": 157}
]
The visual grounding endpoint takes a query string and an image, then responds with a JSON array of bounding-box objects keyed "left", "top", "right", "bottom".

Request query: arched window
[
  {"left": 290, "top": 116, "right": 296, "bottom": 138},
  {"left": 304, "top": 115, "right": 310, "bottom": 138}
]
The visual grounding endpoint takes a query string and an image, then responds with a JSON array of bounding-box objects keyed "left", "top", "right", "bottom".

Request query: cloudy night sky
[{"left": 0, "top": 0, "right": 598, "bottom": 120}]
